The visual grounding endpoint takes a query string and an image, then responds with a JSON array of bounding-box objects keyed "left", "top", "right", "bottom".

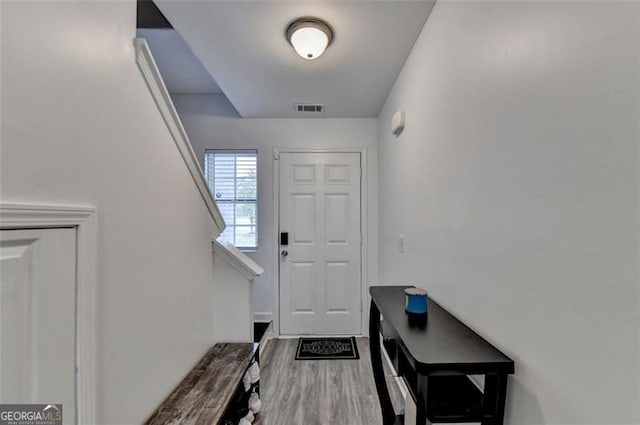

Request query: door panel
[
  {"left": 279, "top": 152, "right": 361, "bottom": 335},
  {"left": 292, "top": 164, "right": 316, "bottom": 184},
  {"left": 325, "top": 262, "right": 349, "bottom": 312},
  {"left": 0, "top": 228, "right": 76, "bottom": 425},
  {"left": 0, "top": 239, "right": 35, "bottom": 400},
  {"left": 324, "top": 164, "right": 350, "bottom": 184},
  {"left": 325, "top": 194, "right": 350, "bottom": 244},
  {"left": 290, "top": 262, "right": 316, "bottom": 313},
  {"left": 291, "top": 194, "right": 316, "bottom": 244}
]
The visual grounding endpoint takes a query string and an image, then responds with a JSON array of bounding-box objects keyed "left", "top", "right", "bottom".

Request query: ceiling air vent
[{"left": 295, "top": 103, "right": 324, "bottom": 113}]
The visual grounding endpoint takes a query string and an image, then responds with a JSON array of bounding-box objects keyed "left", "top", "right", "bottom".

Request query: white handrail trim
[
  {"left": 214, "top": 239, "right": 264, "bottom": 281},
  {"left": 134, "top": 38, "right": 226, "bottom": 236}
]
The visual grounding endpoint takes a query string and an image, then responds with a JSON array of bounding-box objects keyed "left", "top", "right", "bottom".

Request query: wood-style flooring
[{"left": 255, "top": 338, "right": 402, "bottom": 425}]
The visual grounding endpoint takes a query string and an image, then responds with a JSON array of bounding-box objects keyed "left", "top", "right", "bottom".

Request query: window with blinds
[{"left": 204, "top": 150, "right": 258, "bottom": 250}]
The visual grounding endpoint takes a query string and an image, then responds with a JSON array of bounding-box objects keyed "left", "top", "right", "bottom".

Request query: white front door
[
  {"left": 0, "top": 228, "right": 76, "bottom": 425},
  {"left": 279, "top": 152, "right": 362, "bottom": 335}
]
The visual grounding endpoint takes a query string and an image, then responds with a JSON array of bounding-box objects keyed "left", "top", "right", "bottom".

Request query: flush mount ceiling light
[{"left": 286, "top": 18, "right": 334, "bottom": 60}]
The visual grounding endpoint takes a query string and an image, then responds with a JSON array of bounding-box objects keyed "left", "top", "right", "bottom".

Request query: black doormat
[{"left": 295, "top": 337, "right": 360, "bottom": 360}]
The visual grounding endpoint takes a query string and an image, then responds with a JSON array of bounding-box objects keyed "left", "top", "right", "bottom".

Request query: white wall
[
  {"left": 212, "top": 240, "right": 263, "bottom": 342},
  {"left": 378, "top": 2, "right": 639, "bottom": 424},
  {"left": 1, "top": 2, "right": 220, "bottom": 423},
  {"left": 212, "top": 252, "right": 253, "bottom": 342},
  {"left": 173, "top": 94, "right": 379, "bottom": 329}
]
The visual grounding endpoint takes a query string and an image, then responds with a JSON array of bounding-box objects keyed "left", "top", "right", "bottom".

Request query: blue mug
[{"left": 404, "top": 287, "right": 428, "bottom": 314}]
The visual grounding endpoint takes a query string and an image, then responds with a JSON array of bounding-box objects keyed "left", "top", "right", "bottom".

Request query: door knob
[{"left": 281, "top": 250, "right": 288, "bottom": 257}]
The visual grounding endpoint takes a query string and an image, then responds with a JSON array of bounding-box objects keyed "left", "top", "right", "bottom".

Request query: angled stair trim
[
  {"left": 214, "top": 239, "right": 264, "bottom": 281},
  {"left": 134, "top": 38, "right": 225, "bottom": 236}
]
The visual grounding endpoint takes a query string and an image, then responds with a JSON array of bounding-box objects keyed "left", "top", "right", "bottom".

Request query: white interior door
[
  {"left": 279, "top": 152, "right": 362, "bottom": 335},
  {"left": 0, "top": 228, "right": 76, "bottom": 425}
]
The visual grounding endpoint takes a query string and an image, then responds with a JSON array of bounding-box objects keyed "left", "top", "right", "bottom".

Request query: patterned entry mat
[{"left": 295, "top": 336, "right": 360, "bottom": 360}]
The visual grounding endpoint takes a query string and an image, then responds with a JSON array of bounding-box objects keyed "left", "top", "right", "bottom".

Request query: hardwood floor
[{"left": 255, "top": 338, "right": 402, "bottom": 425}]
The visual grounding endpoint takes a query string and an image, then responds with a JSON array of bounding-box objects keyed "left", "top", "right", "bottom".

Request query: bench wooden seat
[{"left": 145, "top": 342, "right": 255, "bottom": 425}]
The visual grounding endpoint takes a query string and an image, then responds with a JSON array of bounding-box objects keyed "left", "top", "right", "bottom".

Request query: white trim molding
[
  {"left": 253, "top": 312, "right": 273, "bottom": 323},
  {"left": 0, "top": 203, "right": 98, "bottom": 425},
  {"left": 213, "top": 239, "right": 264, "bottom": 281},
  {"left": 134, "top": 38, "right": 226, "bottom": 237},
  {"left": 0, "top": 203, "right": 95, "bottom": 227}
]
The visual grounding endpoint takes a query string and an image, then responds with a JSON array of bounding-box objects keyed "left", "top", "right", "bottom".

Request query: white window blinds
[{"left": 204, "top": 150, "right": 258, "bottom": 249}]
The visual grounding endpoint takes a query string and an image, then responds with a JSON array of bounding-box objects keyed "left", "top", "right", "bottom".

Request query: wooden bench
[{"left": 145, "top": 342, "right": 258, "bottom": 425}]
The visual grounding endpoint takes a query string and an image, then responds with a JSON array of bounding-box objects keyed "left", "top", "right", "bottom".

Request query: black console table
[{"left": 369, "top": 286, "right": 514, "bottom": 425}]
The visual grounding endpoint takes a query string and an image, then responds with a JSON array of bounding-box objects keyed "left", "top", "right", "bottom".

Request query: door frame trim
[
  {"left": 272, "top": 148, "right": 369, "bottom": 336},
  {"left": 1, "top": 203, "right": 97, "bottom": 425}
]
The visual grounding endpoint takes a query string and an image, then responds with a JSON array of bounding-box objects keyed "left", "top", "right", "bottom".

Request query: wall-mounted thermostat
[{"left": 392, "top": 110, "right": 405, "bottom": 137}]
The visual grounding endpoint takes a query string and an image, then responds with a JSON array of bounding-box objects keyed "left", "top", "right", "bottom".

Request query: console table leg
[
  {"left": 481, "top": 374, "right": 508, "bottom": 425},
  {"left": 369, "top": 301, "right": 397, "bottom": 425},
  {"left": 415, "top": 375, "right": 432, "bottom": 425}
]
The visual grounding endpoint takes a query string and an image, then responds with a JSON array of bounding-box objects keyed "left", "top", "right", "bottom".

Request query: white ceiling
[
  {"left": 137, "top": 28, "right": 222, "bottom": 95},
  {"left": 155, "top": 1, "right": 436, "bottom": 118}
]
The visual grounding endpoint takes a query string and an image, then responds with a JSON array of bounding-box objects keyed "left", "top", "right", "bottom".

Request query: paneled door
[
  {"left": 279, "top": 152, "right": 361, "bottom": 335},
  {"left": 0, "top": 228, "right": 76, "bottom": 424}
]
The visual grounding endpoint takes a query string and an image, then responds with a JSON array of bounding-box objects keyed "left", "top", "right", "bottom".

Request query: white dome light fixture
[{"left": 286, "top": 18, "right": 333, "bottom": 60}]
